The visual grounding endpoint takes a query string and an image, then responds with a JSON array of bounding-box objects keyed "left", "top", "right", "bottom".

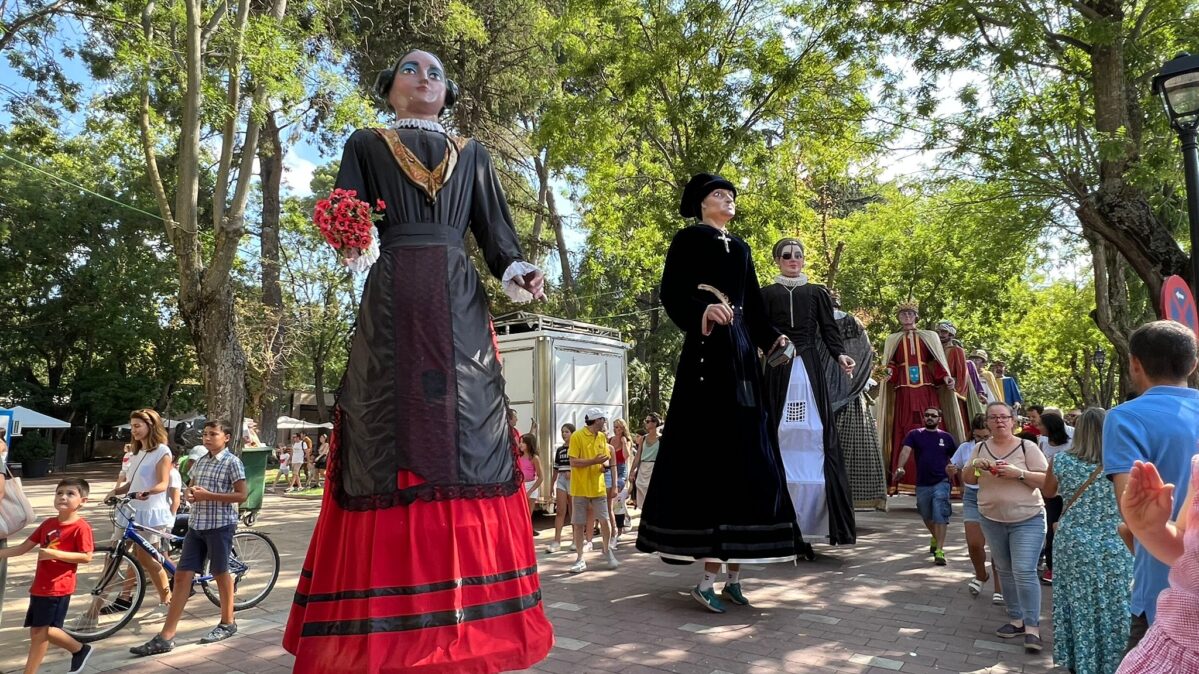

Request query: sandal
[
  {"left": 129, "top": 634, "right": 175, "bottom": 657},
  {"left": 968, "top": 576, "right": 985, "bottom": 597}
]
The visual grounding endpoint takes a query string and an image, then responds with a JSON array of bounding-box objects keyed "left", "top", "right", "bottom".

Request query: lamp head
[{"left": 1153, "top": 53, "right": 1199, "bottom": 131}]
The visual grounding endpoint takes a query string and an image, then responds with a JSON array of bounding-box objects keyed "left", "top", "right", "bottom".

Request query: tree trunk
[
  {"left": 184, "top": 283, "right": 248, "bottom": 434},
  {"left": 258, "top": 110, "right": 287, "bottom": 446},
  {"left": 548, "top": 188, "right": 575, "bottom": 316},
  {"left": 313, "top": 349, "right": 328, "bottom": 422}
]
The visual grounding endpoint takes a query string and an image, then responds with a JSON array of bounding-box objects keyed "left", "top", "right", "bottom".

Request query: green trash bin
[{"left": 239, "top": 446, "right": 272, "bottom": 526}]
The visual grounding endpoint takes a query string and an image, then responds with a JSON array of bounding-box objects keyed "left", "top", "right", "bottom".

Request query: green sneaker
[
  {"left": 721, "top": 583, "right": 749, "bottom": 606},
  {"left": 929, "top": 536, "right": 937, "bottom": 555},
  {"left": 690, "top": 585, "right": 726, "bottom": 613},
  {"left": 934, "top": 549, "right": 947, "bottom": 566}
]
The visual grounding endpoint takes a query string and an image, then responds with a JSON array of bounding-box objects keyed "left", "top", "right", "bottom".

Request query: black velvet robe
[
  {"left": 761, "top": 281, "right": 857, "bottom": 545},
  {"left": 328, "top": 128, "right": 525, "bottom": 510},
  {"left": 635, "top": 225, "right": 801, "bottom": 562}
]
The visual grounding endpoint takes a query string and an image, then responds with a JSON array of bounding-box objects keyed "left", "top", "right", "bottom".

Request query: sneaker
[
  {"left": 199, "top": 622, "right": 238, "bottom": 644},
  {"left": 1041, "top": 569, "right": 1053, "bottom": 585},
  {"left": 100, "top": 596, "right": 132, "bottom": 615},
  {"left": 605, "top": 549, "right": 620, "bottom": 570},
  {"left": 141, "top": 603, "right": 170, "bottom": 624},
  {"left": 67, "top": 643, "right": 94, "bottom": 673},
  {"left": 130, "top": 634, "right": 175, "bottom": 657},
  {"left": 569, "top": 559, "right": 587, "bottom": 574},
  {"left": 992, "top": 593, "right": 1004, "bottom": 605},
  {"left": 929, "top": 536, "right": 937, "bottom": 555},
  {"left": 721, "top": 583, "right": 749, "bottom": 606},
  {"left": 934, "top": 549, "right": 946, "bottom": 566},
  {"left": 690, "top": 585, "right": 726, "bottom": 613},
  {"left": 995, "top": 623, "right": 1025, "bottom": 638},
  {"left": 545, "top": 542, "right": 560, "bottom": 554},
  {"left": 583, "top": 541, "right": 593, "bottom": 553}
]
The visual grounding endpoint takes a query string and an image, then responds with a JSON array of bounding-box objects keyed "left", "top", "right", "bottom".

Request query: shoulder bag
[
  {"left": 1052, "top": 462, "right": 1103, "bottom": 533},
  {"left": 0, "top": 465, "right": 36, "bottom": 538}
]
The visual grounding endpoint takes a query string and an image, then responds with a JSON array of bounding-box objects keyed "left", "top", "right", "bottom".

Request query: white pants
[{"left": 777, "top": 357, "right": 829, "bottom": 539}]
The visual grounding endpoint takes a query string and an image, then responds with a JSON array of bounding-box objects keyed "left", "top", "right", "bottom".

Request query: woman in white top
[
  {"left": 114, "top": 409, "right": 175, "bottom": 622},
  {"left": 290, "top": 434, "right": 307, "bottom": 491}
]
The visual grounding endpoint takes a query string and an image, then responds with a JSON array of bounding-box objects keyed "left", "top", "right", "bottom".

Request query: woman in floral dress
[{"left": 1044, "top": 408, "right": 1134, "bottom": 673}]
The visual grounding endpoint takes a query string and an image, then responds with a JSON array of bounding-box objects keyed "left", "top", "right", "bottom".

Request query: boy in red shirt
[{"left": 0, "top": 477, "right": 95, "bottom": 674}]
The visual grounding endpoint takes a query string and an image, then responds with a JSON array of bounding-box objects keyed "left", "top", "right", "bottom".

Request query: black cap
[{"left": 679, "top": 173, "right": 736, "bottom": 218}]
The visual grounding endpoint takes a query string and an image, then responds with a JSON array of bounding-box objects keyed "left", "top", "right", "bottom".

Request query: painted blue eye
[
  {"left": 428, "top": 70, "right": 443, "bottom": 81},
  {"left": 399, "top": 63, "right": 418, "bottom": 74}
]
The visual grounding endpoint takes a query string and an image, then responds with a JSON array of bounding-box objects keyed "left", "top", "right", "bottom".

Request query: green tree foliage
[{"left": 0, "top": 121, "right": 197, "bottom": 443}]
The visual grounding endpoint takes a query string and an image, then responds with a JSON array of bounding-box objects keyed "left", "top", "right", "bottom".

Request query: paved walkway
[{"left": 1, "top": 464, "right": 1065, "bottom": 673}]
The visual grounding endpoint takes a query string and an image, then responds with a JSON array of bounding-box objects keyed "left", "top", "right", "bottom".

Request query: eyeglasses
[
  {"left": 779, "top": 252, "right": 803, "bottom": 260},
  {"left": 923, "top": 413, "right": 940, "bottom": 418},
  {"left": 987, "top": 415, "right": 1014, "bottom": 421}
]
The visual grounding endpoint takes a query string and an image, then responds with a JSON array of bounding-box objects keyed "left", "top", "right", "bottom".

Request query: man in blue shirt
[
  {"left": 894, "top": 407, "right": 958, "bottom": 567},
  {"left": 1103, "top": 320, "right": 1199, "bottom": 652}
]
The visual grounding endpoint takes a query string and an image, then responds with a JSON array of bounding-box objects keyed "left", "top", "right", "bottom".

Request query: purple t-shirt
[{"left": 902, "top": 428, "right": 957, "bottom": 486}]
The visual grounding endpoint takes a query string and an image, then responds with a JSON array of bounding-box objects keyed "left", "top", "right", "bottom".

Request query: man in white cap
[{"left": 568, "top": 408, "right": 618, "bottom": 573}]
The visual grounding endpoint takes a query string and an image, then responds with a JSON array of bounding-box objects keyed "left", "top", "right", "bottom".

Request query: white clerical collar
[
  {"left": 391, "top": 117, "right": 447, "bottom": 134},
  {"left": 773, "top": 273, "right": 808, "bottom": 287}
]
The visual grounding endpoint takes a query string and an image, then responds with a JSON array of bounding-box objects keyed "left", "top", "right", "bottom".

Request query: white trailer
[{"left": 494, "top": 312, "right": 631, "bottom": 509}]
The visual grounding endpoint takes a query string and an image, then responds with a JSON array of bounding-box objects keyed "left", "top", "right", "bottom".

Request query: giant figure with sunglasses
[
  {"left": 761, "top": 238, "right": 858, "bottom": 552},
  {"left": 282, "top": 49, "right": 553, "bottom": 673}
]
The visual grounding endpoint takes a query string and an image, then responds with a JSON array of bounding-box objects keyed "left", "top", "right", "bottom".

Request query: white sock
[
  {"left": 726, "top": 571, "right": 740, "bottom": 585},
  {"left": 699, "top": 571, "right": 718, "bottom": 591}
]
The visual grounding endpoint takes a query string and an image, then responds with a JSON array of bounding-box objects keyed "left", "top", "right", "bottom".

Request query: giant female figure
[{"left": 282, "top": 50, "right": 553, "bottom": 673}]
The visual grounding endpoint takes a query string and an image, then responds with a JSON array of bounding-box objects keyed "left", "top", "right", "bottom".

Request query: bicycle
[{"left": 62, "top": 496, "right": 280, "bottom": 643}]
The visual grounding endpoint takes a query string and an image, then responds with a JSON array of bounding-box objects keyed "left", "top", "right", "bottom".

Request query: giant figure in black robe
[
  {"left": 635, "top": 222, "right": 801, "bottom": 563},
  {"left": 762, "top": 276, "right": 858, "bottom": 546},
  {"left": 284, "top": 53, "right": 553, "bottom": 671}
]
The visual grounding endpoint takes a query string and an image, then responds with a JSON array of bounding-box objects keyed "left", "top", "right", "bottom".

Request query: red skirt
[
  {"left": 889, "top": 385, "right": 943, "bottom": 494},
  {"left": 283, "top": 470, "right": 554, "bottom": 673}
]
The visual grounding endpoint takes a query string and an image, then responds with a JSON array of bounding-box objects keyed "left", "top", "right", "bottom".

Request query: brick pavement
[{"left": 2, "top": 464, "right": 1066, "bottom": 673}]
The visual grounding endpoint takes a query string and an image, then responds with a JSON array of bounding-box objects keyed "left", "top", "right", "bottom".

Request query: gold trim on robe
[{"left": 372, "top": 128, "right": 471, "bottom": 203}]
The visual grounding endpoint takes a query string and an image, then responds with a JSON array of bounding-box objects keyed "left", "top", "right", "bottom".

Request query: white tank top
[{"left": 125, "top": 444, "right": 174, "bottom": 528}]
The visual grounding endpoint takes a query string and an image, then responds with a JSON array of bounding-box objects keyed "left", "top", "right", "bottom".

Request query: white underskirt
[{"left": 777, "top": 355, "right": 829, "bottom": 539}]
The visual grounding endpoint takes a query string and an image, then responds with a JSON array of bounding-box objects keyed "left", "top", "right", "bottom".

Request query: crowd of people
[
  {"left": 272, "top": 432, "right": 329, "bottom": 493},
  {"left": 0, "top": 408, "right": 249, "bottom": 673}
]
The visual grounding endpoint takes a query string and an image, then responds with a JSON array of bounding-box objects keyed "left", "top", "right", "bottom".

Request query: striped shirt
[{"left": 188, "top": 448, "right": 246, "bottom": 530}]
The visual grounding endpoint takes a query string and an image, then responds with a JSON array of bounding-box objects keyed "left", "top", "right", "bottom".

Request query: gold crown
[{"left": 897, "top": 300, "right": 919, "bottom": 313}]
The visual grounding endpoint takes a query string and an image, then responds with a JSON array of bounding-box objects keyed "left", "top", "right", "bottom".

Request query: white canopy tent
[
  {"left": 275, "top": 415, "right": 333, "bottom": 431},
  {"left": 5, "top": 406, "right": 71, "bottom": 433}
]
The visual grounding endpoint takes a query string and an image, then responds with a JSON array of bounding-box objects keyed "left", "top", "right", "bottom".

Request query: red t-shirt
[{"left": 27, "top": 517, "right": 94, "bottom": 596}]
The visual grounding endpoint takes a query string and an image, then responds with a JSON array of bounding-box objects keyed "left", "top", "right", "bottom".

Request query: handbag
[
  {"left": 0, "top": 465, "right": 36, "bottom": 538},
  {"left": 1052, "top": 463, "right": 1103, "bottom": 533}
]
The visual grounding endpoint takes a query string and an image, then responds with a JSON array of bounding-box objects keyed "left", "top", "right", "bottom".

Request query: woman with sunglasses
[
  {"left": 630, "top": 413, "right": 661, "bottom": 508},
  {"left": 965, "top": 401, "right": 1050, "bottom": 654},
  {"left": 762, "top": 238, "right": 857, "bottom": 553}
]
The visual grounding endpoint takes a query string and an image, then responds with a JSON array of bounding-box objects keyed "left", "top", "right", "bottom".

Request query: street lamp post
[{"left": 1153, "top": 53, "right": 1199, "bottom": 298}]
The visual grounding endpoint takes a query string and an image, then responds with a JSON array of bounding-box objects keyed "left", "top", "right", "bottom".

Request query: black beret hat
[{"left": 679, "top": 173, "right": 736, "bottom": 219}]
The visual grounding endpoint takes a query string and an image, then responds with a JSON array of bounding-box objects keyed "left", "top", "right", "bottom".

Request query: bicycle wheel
[
  {"left": 63, "top": 546, "right": 146, "bottom": 642},
  {"left": 202, "top": 530, "right": 280, "bottom": 610}
]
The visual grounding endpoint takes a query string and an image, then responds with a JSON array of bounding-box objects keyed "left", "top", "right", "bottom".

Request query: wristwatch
[{"left": 1017, "top": 470, "right": 1025, "bottom": 481}]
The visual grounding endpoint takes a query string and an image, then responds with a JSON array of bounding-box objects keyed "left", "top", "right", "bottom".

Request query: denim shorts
[
  {"left": 915, "top": 481, "right": 952, "bottom": 524},
  {"left": 25, "top": 594, "right": 70, "bottom": 628},
  {"left": 179, "top": 524, "right": 236, "bottom": 575},
  {"left": 962, "top": 487, "right": 981, "bottom": 523}
]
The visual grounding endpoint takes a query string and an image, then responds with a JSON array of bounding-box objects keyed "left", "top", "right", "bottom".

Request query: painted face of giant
[
  {"left": 898, "top": 309, "right": 918, "bottom": 331},
  {"left": 699, "top": 188, "right": 736, "bottom": 222},
  {"left": 936, "top": 328, "right": 952, "bottom": 345},
  {"left": 388, "top": 50, "right": 447, "bottom": 118},
  {"left": 774, "top": 244, "right": 804, "bottom": 277}
]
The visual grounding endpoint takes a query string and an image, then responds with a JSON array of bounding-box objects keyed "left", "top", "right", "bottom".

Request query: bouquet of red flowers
[{"left": 315, "top": 188, "right": 385, "bottom": 251}]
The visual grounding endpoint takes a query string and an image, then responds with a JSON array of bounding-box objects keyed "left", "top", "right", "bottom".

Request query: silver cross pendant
[{"left": 715, "top": 230, "right": 731, "bottom": 253}]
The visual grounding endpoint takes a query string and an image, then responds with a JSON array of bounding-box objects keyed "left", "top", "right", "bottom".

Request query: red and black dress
[{"left": 282, "top": 126, "right": 554, "bottom": 673}]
